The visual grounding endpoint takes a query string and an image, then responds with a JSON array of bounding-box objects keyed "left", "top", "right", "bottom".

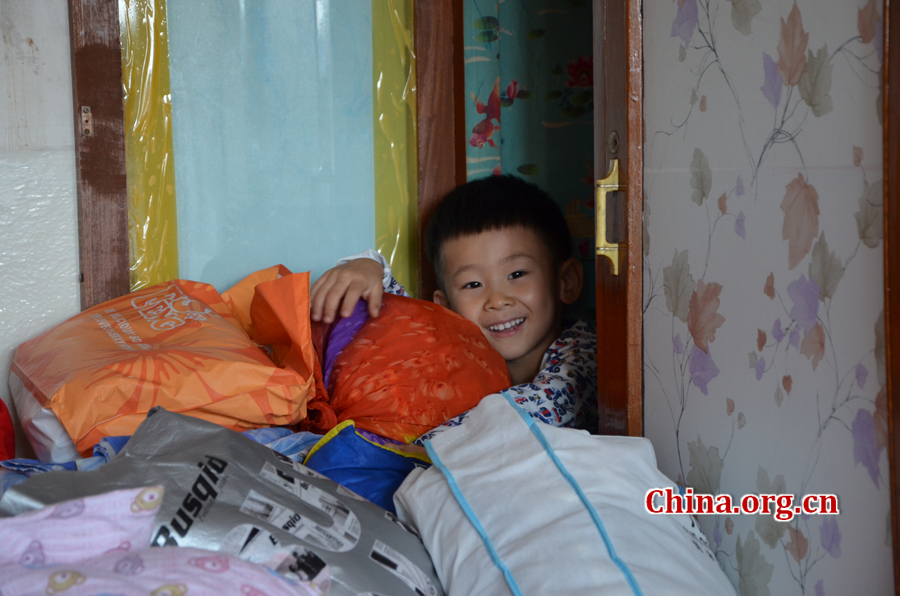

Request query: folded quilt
[{"left": 394, "top": 394, "right": 737, "bottom": 596}]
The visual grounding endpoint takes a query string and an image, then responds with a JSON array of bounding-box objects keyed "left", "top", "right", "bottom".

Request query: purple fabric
[
  {"left": 322, "top": 299, "right": 370, "bottom": 391},
  {"left": 356, "top": 428, "right": 404, "bottom": 446}
]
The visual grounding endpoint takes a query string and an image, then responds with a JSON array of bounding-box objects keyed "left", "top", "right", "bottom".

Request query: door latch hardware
[
  {"left": 608, "top": 131, "right": 619, "bottom": 154},
  {"left": 596, "top": 159, "right": 625, "bottom": 275},
  {"left": 80, "top": 106, "right": 93, "bottom": 137}
]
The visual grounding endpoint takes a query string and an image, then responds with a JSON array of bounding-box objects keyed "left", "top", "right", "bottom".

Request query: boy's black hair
[{"left": 425, "top": 174, "right": 572, "bottom": 288}]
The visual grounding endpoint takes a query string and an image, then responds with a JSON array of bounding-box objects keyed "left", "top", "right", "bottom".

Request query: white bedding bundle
[{"left": 395, "top": 394, "right": 737, "bottom": 596}]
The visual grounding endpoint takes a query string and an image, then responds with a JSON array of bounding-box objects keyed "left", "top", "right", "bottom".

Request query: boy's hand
[{"left": 310, "top": 258, "right": 385, "bottom": 323}]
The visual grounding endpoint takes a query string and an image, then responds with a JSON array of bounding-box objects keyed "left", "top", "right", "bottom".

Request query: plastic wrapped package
[
  {"left": 9, "top": 275, "right": 315, "bottom": 461},
  {"left": 1, "top": 408, "right": 444, "bottom": 596},
  {"left": 119, "top": 0, "right": 180, "bottom": 290},
  {"left": 308, "top": 294, "right": 511, "bottom": 443}
]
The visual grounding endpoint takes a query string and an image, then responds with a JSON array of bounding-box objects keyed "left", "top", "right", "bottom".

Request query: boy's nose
[{"left": 485, "top": 289, "right": 513, "bottom": 310}]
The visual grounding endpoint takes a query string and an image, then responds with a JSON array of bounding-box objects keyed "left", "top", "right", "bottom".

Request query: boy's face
[{"left": 433, "top": 226, "right": 578, "bottom": 383}]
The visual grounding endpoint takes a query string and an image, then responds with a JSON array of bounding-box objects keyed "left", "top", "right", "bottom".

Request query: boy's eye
[
  {"left": 462, "top": 281, "right": 482, "bottom": 289},
  {"left": 509, "top": 271, "right": 527, "bottom": 280}
]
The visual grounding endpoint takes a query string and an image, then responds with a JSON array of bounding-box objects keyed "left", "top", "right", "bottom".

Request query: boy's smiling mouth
[{"left": 487, "top": 317, "right": 525, "bottom": 335}]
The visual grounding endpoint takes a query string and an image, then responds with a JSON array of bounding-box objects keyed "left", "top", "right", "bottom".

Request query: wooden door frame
[
  {"left": 885, "top": 0, "right": 900, "bottom": 590},
  {"left": 593, "top": 0, "right": 643, "bottom": 437},
  {"left": 414, "top": 0, "right": 467, "bottom": 301},
  {"left": 68, "top": 0, "right": 464, "bottom": 309},
  {"left": 67, "top": 0, "right": 130, "bottom": 310}
]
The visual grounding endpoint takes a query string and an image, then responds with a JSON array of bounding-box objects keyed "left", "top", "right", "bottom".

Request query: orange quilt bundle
[
  {"left": 11, "top": 272, "right": 315, "bottom": 458},
  {"left": 319, "top": 295, "right": 512, "bottom": 443}
]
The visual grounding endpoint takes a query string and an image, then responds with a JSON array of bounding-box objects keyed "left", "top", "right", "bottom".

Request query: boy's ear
[
  {"left": 558, "top": 258, "right": 584, "bottom": 305},
  {"left": 433, "top": 289, "right": 451, "bottom": 309}
]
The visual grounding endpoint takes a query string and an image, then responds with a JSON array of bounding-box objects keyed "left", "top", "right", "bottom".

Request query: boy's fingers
[
  {"left": 338, "top": 284, "right": 365, "bottom": 319},
  {"left": 321, "top": 279, "right": 354, "bottom": 324},
  {"left": 310, "top": 273, "right": 326, "bottom": 298},
  {"left": 309, "top": 275, "right": 336, "bottom": 321},
  {"left": 311, "top": 260, "right": 384, "bottom": 323},
  {"left": 365, "top": 283, "right": 383, "bottom": 318}
]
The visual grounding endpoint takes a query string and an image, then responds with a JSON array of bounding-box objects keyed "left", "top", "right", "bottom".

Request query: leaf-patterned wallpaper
[{"left": 644, "top": 0, "right": 889, "bottom": 594}]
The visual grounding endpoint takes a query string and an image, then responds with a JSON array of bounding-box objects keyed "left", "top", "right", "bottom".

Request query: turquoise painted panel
[
  {"left": 463, "top": 0, "right": 501, "bottom": 178},
  {"left": 166, "top": 0, "right": 374, "bottom": 291},
  {"left": 463, "top": 0, "right": 595, "bottom": 320}
]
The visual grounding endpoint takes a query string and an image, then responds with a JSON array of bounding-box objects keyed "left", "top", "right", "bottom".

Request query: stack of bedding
[{"left": 1, "top": 266, "right": 736, "bottom": 595}]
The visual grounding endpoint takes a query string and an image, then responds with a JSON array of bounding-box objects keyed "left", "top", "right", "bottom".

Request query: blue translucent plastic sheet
[{"left": 166, "top": 0, "right": 375, "bottom": 291}]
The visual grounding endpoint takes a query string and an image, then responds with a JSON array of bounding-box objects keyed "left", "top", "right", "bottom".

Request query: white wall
[{"left": 0, "top": 0, "right": 80, "bottom": 456}]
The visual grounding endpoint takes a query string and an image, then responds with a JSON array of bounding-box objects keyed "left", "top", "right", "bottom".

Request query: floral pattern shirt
[{"left": 337, "top": 250, "right": 599, "bottom": 443}]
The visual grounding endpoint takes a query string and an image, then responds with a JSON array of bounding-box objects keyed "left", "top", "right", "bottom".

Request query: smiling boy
[{"left": 311, "top": 175, "right": 598, "bottom": 441}]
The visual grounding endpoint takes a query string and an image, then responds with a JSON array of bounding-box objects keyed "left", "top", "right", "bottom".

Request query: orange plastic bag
[
  {"left": 11, "top": 276, "right": 315, "bottom": 458},
  {"left": 325, "top": 295, "right": 511, "bottom": 442},
  {"left": 221, "top": 264, "right": 293, "bottom": 339},
  {"left": 249, "top": 272, "right": 316, "bottom": 379},
  {"left": 228, "top": 277, "right": 511, "bottom": 442}
]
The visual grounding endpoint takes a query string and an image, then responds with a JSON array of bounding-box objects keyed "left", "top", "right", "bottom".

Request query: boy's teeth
[{"left": 489, "top": 318, "right": 524, "bottom": 331}]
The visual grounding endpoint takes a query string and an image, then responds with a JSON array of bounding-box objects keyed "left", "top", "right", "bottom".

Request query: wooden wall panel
[
  {"left": 415, "top": 0, "right": 466, "bottom": 300},
  {"left": 68, "top": 0, "right": 130, "bottom": 310},
  {"left": 624, "top": 0, "right": 643, "bottom": 437},
  {"left": 594, "top": 0, "right": 643, "bottom": 436}
]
